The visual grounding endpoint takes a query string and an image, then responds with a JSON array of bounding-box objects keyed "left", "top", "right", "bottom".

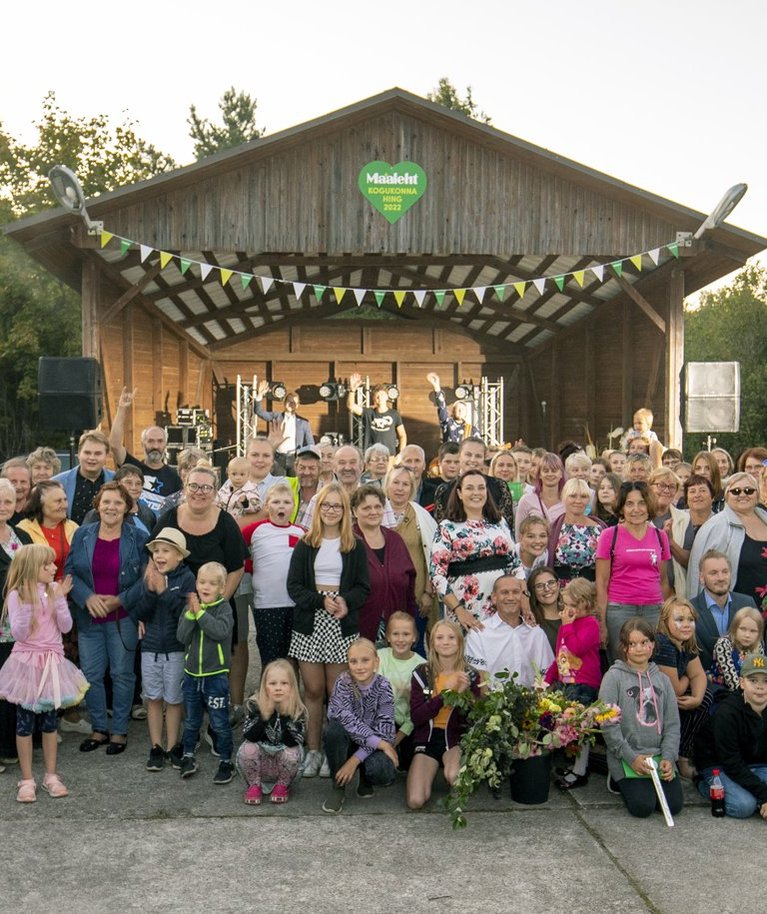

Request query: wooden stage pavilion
[{"left": 6, "top": 88, "right": 766, "bottom": 457}]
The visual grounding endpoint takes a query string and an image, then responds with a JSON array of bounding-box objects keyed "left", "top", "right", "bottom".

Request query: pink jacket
[
  {"left": 8, "top": 585, "right": 72, "bottom": 655},
  {"left": 544, "top": 614, "right": 602, "bottom": 690}
]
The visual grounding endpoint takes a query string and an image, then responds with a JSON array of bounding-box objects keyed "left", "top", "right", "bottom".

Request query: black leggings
[{"left": 617, "top": 775, "right": 684, "bottom": 818}]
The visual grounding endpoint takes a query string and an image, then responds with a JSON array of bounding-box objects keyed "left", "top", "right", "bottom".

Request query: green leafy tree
[
  {"left": 188, "top": 87, "right": 264, "bottom": 160},
  {"left": 683, "top": 264, "right": 767, "bottom": 459},
  {"left": 427, "top": 77, "right": 492, "bottom": 124}
]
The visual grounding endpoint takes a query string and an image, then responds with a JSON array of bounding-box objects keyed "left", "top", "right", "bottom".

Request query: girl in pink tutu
[{"left": 0, "top": 544, "right": 89, "bottom": 802}]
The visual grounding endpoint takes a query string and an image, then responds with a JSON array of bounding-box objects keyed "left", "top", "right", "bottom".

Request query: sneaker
[
  {"left": 606, "top": 773, "right": 620, "bottom": 795},
  {"left": 180, "top": 755, "right": 198, "bottom": 779},
  {"left": 356, "top": 777, "right": 374, "bottom": 799},
  {"left": 229, "top": 704, "right": 245, "bottom": 727},
  {"left": 302, "top": 749, "right": 322, "bottom": 778},
  {"left": 270, "top": 784, "right": 290, "bottom": 804},
  {"left": 16, "top": 778, "right": 37, "bottom": 803},
  {"left": 204, "top": 726, "right": 221, "bottom": 758},
  {"left": 319, "top": 755, "right": 331, "bottom": 778},
  {"left": 59, "top": 716, "right": 92, "bottom": 734},
  {"left": 322, "top": 785, "right": 345, "bottom": 814},
  {"left": 166, "top": 743, "right": 184, "bottom": 769},
  {"left": 146, "top": 745, "right": 165, "bottom": 772},
  {"left": 0, "top": 757, "right": 18, "bottom": 765},
  {"left": 244, "top": 784, "right": 263, "bottom": 805},
  {"left": 41, "top": 773, "right": 69, "bottom": 798},
  {"left": 130, "top": 704, "right": 148, "bottom": 720},
  {"left": 213, "top": 760, "right": 234, "bottom": 785}
]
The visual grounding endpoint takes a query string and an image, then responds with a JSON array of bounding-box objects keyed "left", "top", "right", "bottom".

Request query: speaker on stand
[
  {"left": 682, "top": 362, "right": 740, "bottom": 447},
  {"left": 38, "top": 357, "right": 104, "bottom": 464}
]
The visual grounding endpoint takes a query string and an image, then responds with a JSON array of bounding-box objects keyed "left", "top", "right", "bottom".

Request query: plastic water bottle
[{"left": 710, "top": 769, "right": 725, "bottom": 818}]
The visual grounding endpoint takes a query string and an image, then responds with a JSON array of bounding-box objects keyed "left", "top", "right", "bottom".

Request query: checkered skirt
[{"left": 289, "top": 609, "right": 356, "bottom": 664}]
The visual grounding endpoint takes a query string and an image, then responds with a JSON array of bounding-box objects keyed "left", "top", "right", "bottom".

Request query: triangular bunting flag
[
  {"left": 260, "top": 275, "right": 274, "bottom": 295},
  {"left": 159, "top": 251, "right": 173, "bottom": 269},
  {"left": 591, "top": 264, "right": 604, "bottom": 283},
  {"left": 220, "top": 269, "right": 233, "bottom": 286},
  {"left": 513, "top": 281, "right": 527, "bottom": 299},
  {"left": 100, "top": 231, "right": 114, "bottom": 249},
  {"left": 180, "top": 258, "right": 192, "bottom": 275},
  {"left": 374, "top": 291, "right": 385, "bottom": 309},
  {"left": 353, "top": 288, "right": 366, "bottom": 306},
  {"left": 454, "top": 289, "right": 466, "bottom": 307},
  {"left": 313, "top": 284, "right": 326, "bottom": 301},
  {"left": 293, "top": 282, "right": 306, "bottom": 300},
  {"left": 413, "top": 290, "right": 427, "bottom": 308},
  {"left": 668, "top": 242, "right": 679, "bottom": 259},
  {"left": 474, "top": 286, "right": 487, "bottom": 303},
  {"left": 629, "top": 254, "right": 643, "bottom": 272},
  {"left": 533, "top": 277, "right": 546, "bottom": 295},
  {"left": 493, "top": 285, "right": 506, "bottom": 301},
  {"left": 554, "top": 276, "right": 566, "bottom": 292},
  {"left": 611, "top": 261, "right": 624, "bottom": 278},
  {"left": 573, "top": 270, "right": 586, "bottom": 288},
  {"left": 648, "top": 248, "right": 660, "bottom": 266},
  {"left": 200, "top": 263, "right": 213, "bottom": 281},
  {"left": 434, "top": 290, "right": 446, "bottom": 307},
  {"left": 394, "top": 290, "right": 406, "bottom": 309},
  {"left": 140, "top": 244, "right": 153, "bottom": 264},
  {"left": 241, "top": 274, "right": 253, "bottom": 291},
  {"left": 119, "top": 239, "right": 132, "bottom": 256},
  {"left": 334, "top": 288, "right": 346, "bottom": 304}
]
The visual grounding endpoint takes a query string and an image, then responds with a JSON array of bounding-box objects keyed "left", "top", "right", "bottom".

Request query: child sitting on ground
[
  {"left": 177, "top": 561, "right": 235, "bottom": 785},
  {"left": 216, "top": 456, "right": 261, "bottom": 519},
  {"left": 135, "top": 528, "right": 197, "bottom": 772}
]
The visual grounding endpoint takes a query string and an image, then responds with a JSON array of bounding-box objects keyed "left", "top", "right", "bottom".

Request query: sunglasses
[{"left": 728, "top": 487, "right": 757, "bottom": 497}]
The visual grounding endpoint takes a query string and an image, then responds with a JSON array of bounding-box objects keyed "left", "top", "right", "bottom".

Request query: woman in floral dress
[{"left": 548, "top": 478, "right": 604, "bottom": 584}]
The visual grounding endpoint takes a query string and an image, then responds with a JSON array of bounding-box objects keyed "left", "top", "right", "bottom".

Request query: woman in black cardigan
[{"left": 287, "top": 482, "right": 369, "bottom": 778}]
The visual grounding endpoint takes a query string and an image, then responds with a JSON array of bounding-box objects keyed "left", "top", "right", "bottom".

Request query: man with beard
[{"left": 109, "top": 386, "right": 182, "bottom": 514}]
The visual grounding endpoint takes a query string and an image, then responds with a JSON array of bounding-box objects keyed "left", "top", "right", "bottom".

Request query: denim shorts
[{"left": 141, "top": 651, "right": 185, "bottom": 704}]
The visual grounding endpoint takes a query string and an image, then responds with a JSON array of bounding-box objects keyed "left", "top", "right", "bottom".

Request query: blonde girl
[
  {"left": 237, "top": 659, "right": 307, "bottom": 806},
  {"left": 0, "top": 544, "right": 89, "bottom": 802},
  {"left": 710, "top": 606, "right": 765, "bottom": 691},
  {"left": 406, "top": 620, "right": 480, "bottom": 809}
]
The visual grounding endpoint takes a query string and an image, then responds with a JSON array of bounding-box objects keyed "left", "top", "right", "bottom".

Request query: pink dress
[{"left": 0, "top": 585, "right": 89, "bottom": 712}]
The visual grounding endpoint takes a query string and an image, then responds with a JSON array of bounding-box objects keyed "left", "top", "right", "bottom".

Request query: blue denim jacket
[{"left": 64, "top": 522, "right": 148, "bottom": 630}]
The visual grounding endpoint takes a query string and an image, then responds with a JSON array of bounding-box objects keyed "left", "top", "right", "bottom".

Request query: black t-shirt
[
  {"left": 151, "top": 507, "right": 248, "bottom": 579},
  {"left": 71, "top": 471, "right": 106, "bottom": 525},
  {"left": 124, "top": 452, "right": 182, "bottom": 513},
  {"left": 362, "top": 408, "right": 403, "bottom": 454}
]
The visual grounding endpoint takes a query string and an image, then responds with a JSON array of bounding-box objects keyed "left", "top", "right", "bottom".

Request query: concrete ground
[{"left": 0, "top": 636, "right": 757, "bottom": 914}]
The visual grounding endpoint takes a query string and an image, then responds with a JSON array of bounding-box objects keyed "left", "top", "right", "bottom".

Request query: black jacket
[{"left": 134, "top": 563, "right": 197, "bottom": 655}]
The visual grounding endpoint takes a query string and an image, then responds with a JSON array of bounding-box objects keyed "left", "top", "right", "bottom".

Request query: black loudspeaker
[
  {"left": 38, "top": 357, "right": 103, "bottom": 430},
  {"left": 683, "top": 361, "right": 740, "bottom": 433}
]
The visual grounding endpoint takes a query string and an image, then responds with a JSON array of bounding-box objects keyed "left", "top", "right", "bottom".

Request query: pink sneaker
[
  {"left": 244, "top": 784, "right": 262, "bottom": 805},
  {"left": 16, "top": 779, "right": 37, "bottom": 803},
  {"left": 271, "top": 784, "right": 290, "bottom": 804},
  {"left": 42, "top": 774, "right": 69, "bottom": 798}
]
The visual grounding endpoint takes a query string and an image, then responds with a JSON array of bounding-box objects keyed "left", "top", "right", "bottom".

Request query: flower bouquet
[{"left": 444, "top": 671, "right": 621, "bottom": 828}]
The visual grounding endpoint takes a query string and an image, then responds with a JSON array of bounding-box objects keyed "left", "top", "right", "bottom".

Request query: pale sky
[{"left": 4, "top": 0, "right": 766, "bottom": 291}]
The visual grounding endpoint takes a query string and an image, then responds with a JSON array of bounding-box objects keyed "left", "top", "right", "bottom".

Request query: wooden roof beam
[{"left": 611, "top": 267, "right": 666, "bottom": 334}]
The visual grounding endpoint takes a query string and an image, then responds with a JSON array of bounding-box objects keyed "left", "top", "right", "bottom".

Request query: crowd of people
[{"left": 2, "top": 387, "right": 767, "bottom": 822}]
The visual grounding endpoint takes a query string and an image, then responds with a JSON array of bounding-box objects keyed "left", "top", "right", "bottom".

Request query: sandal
[
  {"left": 244, "top": 784, "right": 263, "bottom": 805},
  {"left": 16, "top": 778, "right": 37, "bottom": 803},
  {"left": 106, "top": 739, "right": 127, "bottom": 755},
  {"left": 42, "top": 773, "right": 69, "bottom": 798},
  {"left": 79, "top": 731, "right": 110, "bottom": 753},
  {"left": 271, "top": 784, "right": 289, "bottom": 804}
]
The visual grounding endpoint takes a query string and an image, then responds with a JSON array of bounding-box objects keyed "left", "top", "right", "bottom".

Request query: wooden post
[
  {"left": 584, "top": 323, "right": 596, "bottom": 449},
  {"left": 81, "top": 260, "right": 100, "bottom": 358},
  {"left": 622, "top": 302, "right": 633, "bottom": 426},
  {"left": 122, "top": 303, "right": 135, "bottom": 452},
  {"left": 665, "top": 269, "right": 685, "bottom": 449},
  {"left": 550, "top": 340, "right": 560, "bottom": 450}
]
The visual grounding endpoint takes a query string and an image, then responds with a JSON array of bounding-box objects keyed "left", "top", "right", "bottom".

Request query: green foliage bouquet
[{"left": 444, "top": 672, "right": 621, "bottom": 828}]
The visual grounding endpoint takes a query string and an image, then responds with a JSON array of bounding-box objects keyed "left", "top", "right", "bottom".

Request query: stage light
[
  {"left": 454, "top": 383, "right": 473, "bottom": 401},
  {"left": 270, "top": 382, "right": 287, "bottom": 401},
  {"left": 319, "top": 381, "right": 347, "bottom": 401},
  {"left": 386, "top": 385, "right": 400, "bottom": 401},
  {"left": 48, "top": 165, "right": 103, "bottom": 235}
]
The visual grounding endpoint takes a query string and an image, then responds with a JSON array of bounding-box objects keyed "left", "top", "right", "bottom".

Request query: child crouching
[
  {"left": 237, "top": 659, "right": 307, "bottom": 805},
  {"left": 177, "top": 561, "right": 234, "bottom": 784}
]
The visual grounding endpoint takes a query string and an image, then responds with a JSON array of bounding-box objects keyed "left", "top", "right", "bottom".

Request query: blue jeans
[
  {"left": 698, "top": 766, "right": 767, "bottom": 818},
  {"left": 78, "top": 618, "right": 138, "bottom": 737},
  {"left": 182, "top": 673, "right": 233, "bottom": 762},
  {"left": 323, "top": 719, "right": 396, "bottom": 786}
]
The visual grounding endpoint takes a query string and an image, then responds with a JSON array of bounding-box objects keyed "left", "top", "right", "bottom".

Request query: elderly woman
[
  {"left": 648, "top": 467, "right": 689, "bottom": 597},
  {"left": 0, "top": 479, "right": 33, "bottom": 763},
  {"left": 153, "top": 465, "right": 247, "bottom": 719},
  {"left": 83, "top": 464, "right": 156, "bottom": 534},
  {"left": 65, "top": 481, "right": 148, "bottom": 754},
  {"left": 361, "top": 443, "right": 391, "bottom": 486},
  {"left": 515, "top": 452, "right": 565, "bottom": 531},
  {"left": 739, "top": 448, "right": 767, "bottom": 505},
  {"left": 430, "top": 469, "right": 514, "bottom": 631},
  {"left": 25, "top": 446, "right": 62, "bottom": 484},
  {"left": 1, "top": 457, "right": 31, "bottom": 525},
  {"left": 687, "top": 472, "right": 767, "bottom": 608},
  {"left": 548, "top": 478, "right": 604, "bottom": 583}
]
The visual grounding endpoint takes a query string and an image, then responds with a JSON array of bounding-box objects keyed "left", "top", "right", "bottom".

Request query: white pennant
[
  {"left": 474, "top": 286, "right": 487, "bottom": 303},
  {"left": 292, "top": 282, "right": 306, "bottom": 300},
  {"left": 533, "top": 277, "right": 546, "bottom": 295},
  {"left": 591, "top": 264, "right": 604, "bottom": 283},
  {"left": 260, "top": 275, "right": 274, "bottom": 295},
  {"left": 413, "top": 290, "right": 427, "bottom": 309},
  {"left": 353, "top": 288, "right": 366, "bottom": 306},
  {"left": 648, "top": 248, "right": 660, "bottom": 266},
  {"left": 200, "top": 263, "right": 213, "bottom": 281},
  {"left": 140, "top": 244, "right": 153, "bottom": 263}
]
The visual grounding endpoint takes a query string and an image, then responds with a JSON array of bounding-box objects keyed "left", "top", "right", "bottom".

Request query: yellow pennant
[
  {"left": 454, "top": 288, "right": 466, "bottom": 306},
  {"left": 630, "top": 254, "right": 643, "bottom": 271},
  {"left": 394, "top": 290, "right": 406, "bottom": 309},
  {"left": 334, "top": 288, "right": 347, "bottom": 304},
  {"left": 573, "top": 270, "right": 586, "bottom": 288},
  {"left": 100, "top": 231, "right": 114, "bottom": 248},
  {"left": 220, "top": 268, "right": 233, "bottom": 286},
  {"left": 159, "top": 251, "right": 173, "bottom": 269},
  {"left": 513, "top": 281, "right": 527, "bottom": 299}
]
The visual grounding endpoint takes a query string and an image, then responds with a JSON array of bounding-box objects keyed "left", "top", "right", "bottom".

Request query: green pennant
[
  {"left": 493, "top": 285, "right": 506, "bottom": 301},
  {"left": 374, "top": 291, "right": 385, "bottom": 309},
  {"left": 241, "top": 274, "right": 253, "bottom": 291},
  {"left": 554, "top": 275, "right": 565, "bottom": 292},
  {"left": 611, "top": 261, "right": 624, "bottom": 278},
  {"left": 179, "top": 258, "right": 192, "bottom": 275},
  {"left": 434, "top": 290, "right": 446, "bottom": 308},
  {"left": 120, "top": 239, "right": 131, "bottom": 256},
  {"left": 313, "top": 284, "right": 327, "bottom": 301},
  {"left": 667, "top": 242, "right": 680, "bottom": 259}
]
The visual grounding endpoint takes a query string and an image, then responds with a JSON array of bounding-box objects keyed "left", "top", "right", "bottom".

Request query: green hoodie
[{"left": 176, "top": 597, "right": 233, "bottom": 677}]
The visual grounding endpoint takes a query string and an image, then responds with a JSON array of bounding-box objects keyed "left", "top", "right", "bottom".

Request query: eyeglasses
[
  {"left": 320, "top": 503, "right": 344, "bottom": 511},
  {"left": 533, "top": 580, "right": 558, "bottom": 591},
  {"left": 187, "top": 482, "right": 214, "bottom": 494},
  {"left": 728, "top": 487, "right": 757, "bottom": 497},
  {"left": 652, "top": 483, "right": 677, "bottom": 491}
]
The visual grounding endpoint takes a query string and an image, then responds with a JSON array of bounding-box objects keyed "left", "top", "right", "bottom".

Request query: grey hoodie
[{"left": 598, "top": 660, "right": 681, "bottom": 782}]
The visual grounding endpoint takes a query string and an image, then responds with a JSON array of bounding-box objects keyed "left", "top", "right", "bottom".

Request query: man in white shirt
[{"left": 465, "top": 575, "right": 554, "bottom": 687}]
